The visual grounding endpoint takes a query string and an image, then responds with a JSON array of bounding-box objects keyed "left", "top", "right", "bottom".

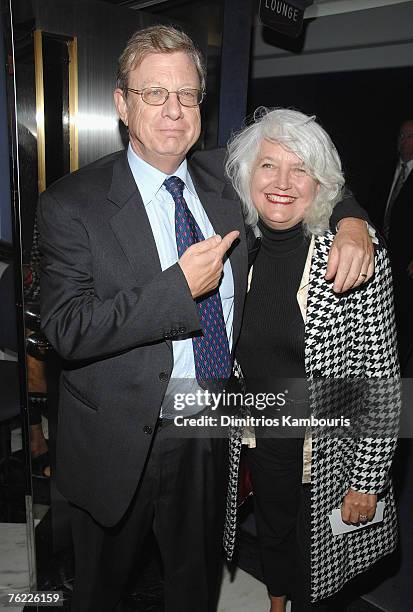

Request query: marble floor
[
  {"left": 0, "top": 525, "right": 384, "bottom": 612},
  {"left": 0, "top": 421, "right": 38, "bottom": 612},
  {"left": 218, "top": 567, "right": 292, "bottom": 612},
  {"left": 0, "top": 522, "right": 30, "bottom": 611},
  {"left": 0, "top": 543, "right": 270, "bottom": 612}
]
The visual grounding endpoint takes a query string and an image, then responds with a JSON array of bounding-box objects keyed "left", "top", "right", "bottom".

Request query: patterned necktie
[
  {"left": 384, "top": 162, "right": 408, "bottom": 238},
  {"left": 163, "top": 175, "right": 231, "bottom": 384}
]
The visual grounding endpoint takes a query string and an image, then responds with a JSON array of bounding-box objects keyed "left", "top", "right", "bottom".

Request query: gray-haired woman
[{"left": 224, "top": 108, "right": 400, "bottom": 611}]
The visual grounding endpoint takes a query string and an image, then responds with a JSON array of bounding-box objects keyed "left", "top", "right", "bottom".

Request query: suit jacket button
[
  {"left": 143, "top": 425, "right": 153, "bottom": 435},
  {"left": 159, "top": 371, "right": 169, "bottom": 382}
]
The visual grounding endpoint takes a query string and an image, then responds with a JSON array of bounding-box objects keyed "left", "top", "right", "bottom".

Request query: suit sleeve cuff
[{"left": 329, "top": 190, "right": 370, "bottom": 233}]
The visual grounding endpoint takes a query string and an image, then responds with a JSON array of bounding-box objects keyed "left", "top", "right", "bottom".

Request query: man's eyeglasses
[{"left": 127, "top": 87, "right": 205, "bottom": 107}]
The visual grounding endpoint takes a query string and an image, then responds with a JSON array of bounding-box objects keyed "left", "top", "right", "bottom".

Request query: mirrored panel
[{"left": 0, "top": 0, "right": 35, "bottom": 606}]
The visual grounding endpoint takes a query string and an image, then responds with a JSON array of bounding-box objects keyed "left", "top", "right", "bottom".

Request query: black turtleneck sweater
[{"left": 236, "top": 220, "right": 310, "bottom": 400}]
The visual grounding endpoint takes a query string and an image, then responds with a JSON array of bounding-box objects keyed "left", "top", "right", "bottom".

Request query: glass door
[{"left": 0, "top": 0, "right": 36, "bottom": 606}]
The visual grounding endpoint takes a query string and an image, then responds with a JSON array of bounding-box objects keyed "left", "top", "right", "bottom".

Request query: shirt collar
[
  {"left": 399, "top": 158, "right": 413, "bottom": 174},
  {"left": 127, "top": 144, "right": 197, "bottom": 206}
]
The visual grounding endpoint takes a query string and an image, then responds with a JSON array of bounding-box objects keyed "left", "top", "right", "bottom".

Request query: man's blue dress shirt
[{"left": 127, "top": 145, "right": 234, "bottom": 416}]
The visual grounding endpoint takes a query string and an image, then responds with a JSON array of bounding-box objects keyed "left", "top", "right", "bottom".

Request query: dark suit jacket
[
  {"left": 368, "top": 161, "right": 413, "bottom": 272},
  {"left": 38, "top": 148, "right": 248, "bottom": 526},
  {"left": 388, "top": 169, "right": 413, "bottom": 273},
  {"left": 367, "top": 161, "right": 413, "bottom": 364}
]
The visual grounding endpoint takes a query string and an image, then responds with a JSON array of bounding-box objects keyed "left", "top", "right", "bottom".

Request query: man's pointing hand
[{"left": 179, "top": 231, "right": 240, "bottom": 299}]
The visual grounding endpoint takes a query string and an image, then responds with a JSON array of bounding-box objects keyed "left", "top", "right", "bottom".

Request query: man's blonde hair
[{"left": 116, "top": 25, "right": 206, "bottom": 96}]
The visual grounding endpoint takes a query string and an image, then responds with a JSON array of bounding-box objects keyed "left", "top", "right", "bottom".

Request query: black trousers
[
  {"left": 247, "top": 437, "right": 331, "bottom": 612},
  {"left": 69, "top": 422, "right": 229, "bottom": 612}
]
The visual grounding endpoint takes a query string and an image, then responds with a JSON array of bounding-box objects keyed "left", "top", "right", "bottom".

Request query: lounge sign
[{"left": 259, "top": 0, "right": 313, "bottom": 38}]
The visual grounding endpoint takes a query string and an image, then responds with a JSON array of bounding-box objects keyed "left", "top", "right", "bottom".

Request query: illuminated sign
[{"left": 259, "top": 0, "right": 314, "bottom": 38}]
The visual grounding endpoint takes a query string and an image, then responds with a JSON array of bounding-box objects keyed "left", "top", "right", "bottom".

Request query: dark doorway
[{"left": 42, "top": 34, "right": 70, "bottom": 187}]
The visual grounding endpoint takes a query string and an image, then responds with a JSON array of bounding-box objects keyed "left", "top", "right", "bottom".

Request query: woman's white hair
[{"left": 225, "top": 107, "right": 345, "bottom": 235}]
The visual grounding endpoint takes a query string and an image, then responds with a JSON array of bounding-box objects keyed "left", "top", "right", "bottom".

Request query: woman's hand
[{"left": 341, "top": 488, "right": 377, "bottom": 524}]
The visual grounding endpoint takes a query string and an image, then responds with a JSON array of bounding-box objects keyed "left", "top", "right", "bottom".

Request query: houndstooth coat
[{"left": 224, "top": 231, "right": 401, "bottom": 602}]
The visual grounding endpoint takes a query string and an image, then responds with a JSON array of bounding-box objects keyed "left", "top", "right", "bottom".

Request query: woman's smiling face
[{"left": 250, "top": 139, "right": 319, "bottom": 230}]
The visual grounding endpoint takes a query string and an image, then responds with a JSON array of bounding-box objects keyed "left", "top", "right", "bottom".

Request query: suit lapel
[
  {"left": 108, "top": 152, "right": 162, "bottom": 282},
  {"left": 188, "top": 161, "right": 247, "bottom": 347},
  {"left": 399, "top": 165, "right": 413, "bottom": 198}
]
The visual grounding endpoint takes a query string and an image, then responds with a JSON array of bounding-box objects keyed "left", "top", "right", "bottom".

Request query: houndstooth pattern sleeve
[
  {"left": 223, "top": 358, "right": 245, "bottom": 561},
  {"left": 349, "top": 247, "right": 401, "bottom": 493},
  {"left": 306, "top": 235, "right": 400, "bottom": 602}
]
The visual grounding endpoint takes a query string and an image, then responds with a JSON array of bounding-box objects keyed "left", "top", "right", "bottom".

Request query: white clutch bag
[{"left": 329, "top": 501, "right": 385, "bottom": 536}]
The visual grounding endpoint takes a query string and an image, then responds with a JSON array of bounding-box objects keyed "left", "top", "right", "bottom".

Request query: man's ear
[{"left": 114, "top": 88, "right": 128, "bottom": 127}]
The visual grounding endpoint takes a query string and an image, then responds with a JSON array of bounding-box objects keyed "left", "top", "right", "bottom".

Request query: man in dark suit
[
  {"left": 39, "top": 25, "right": 373, "bottom": 612},
  {"left": 371, "top": 120, "right": 413, "bottom": 368}
]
